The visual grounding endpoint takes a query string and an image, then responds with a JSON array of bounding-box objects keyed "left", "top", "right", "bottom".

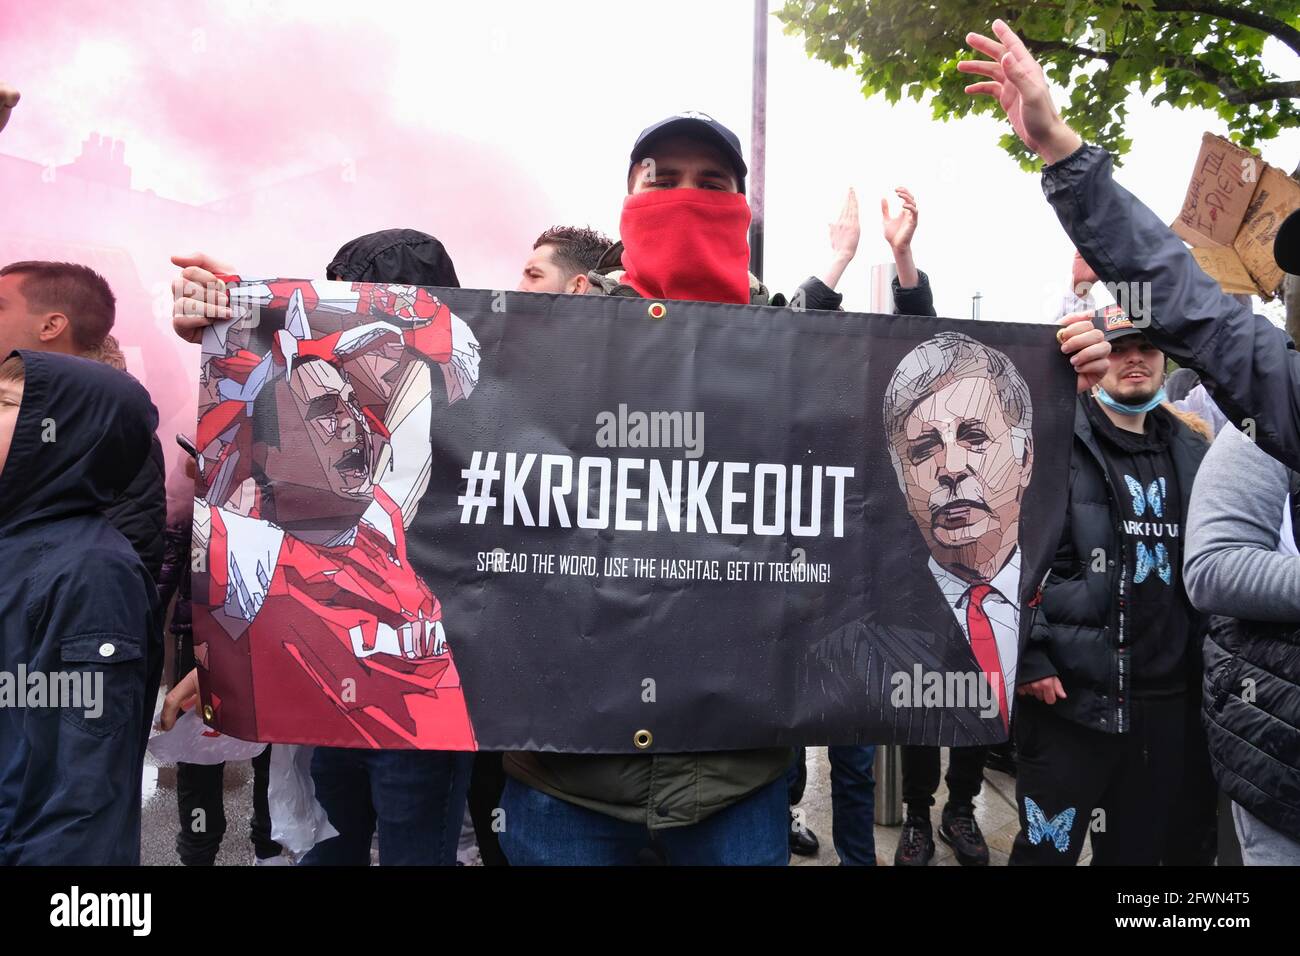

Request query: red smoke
[{"left": 1, "top": 1, "right": 557, "bottom": 512}]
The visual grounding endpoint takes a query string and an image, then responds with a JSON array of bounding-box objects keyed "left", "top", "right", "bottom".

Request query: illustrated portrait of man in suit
[
  {"left": 883, "top": 331, "right": 1033, "bottom": 725},
  {"left": 803, "top": 331, "right": 1032, "bottom": 746}
]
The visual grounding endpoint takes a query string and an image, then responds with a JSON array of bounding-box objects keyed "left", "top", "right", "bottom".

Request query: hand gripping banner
[{"left": 191, "top": 280, "right": 1075, "bottom": 752}]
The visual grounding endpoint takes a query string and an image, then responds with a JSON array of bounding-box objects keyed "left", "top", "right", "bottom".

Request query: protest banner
[{"left": 191, "top": 280, "right": 1074, "bottom": 751}]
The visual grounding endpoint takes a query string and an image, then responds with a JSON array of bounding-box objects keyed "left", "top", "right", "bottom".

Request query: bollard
[
  {"left": 869, "top": 263, "right": 905, "bottom": 829},
  {"left": 874, "top": 744, "right": 903, "bottom": 826}
]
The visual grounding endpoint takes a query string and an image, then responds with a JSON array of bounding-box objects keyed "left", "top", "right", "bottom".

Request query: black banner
[{"left": 193, "top": 282, "right": 1074, "bottom": 752}]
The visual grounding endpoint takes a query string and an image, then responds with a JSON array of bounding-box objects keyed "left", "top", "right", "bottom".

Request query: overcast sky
[{"left": 3, "top": 0, "right": 1297, "bottom": 322}]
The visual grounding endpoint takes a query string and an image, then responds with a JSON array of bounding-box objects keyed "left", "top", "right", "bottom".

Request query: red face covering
[{"left": 618, "top": 189, "right": 752, "bottom": 304}]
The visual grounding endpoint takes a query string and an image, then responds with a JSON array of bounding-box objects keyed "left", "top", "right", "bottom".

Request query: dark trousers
[
  {"left": 1010, "top": 696, "right": 1184, "bottom": 866},
  {"left": 828, "top": 745, "right": 877, "bottom": 865},
  {"left": 1162, "top": 693, "right": 1218, "bottom": 865},
  {"left": 786, "top": 747, "right": 808, "bottom": 805},
  {"left": 468, "top": 752, "right": 510, "bottom": 866},
  {"left": 300, "top": 747, "right": 472, "bottom": 866},
  {"left": 901, "top": 745, "right": 987, "bottom": 815},
  {"left": 175, "top": 746, "right": 280, "bottom": 865}
]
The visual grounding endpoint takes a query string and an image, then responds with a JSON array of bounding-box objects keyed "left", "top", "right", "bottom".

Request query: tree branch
[
  {"left": 1023, "top": 31, "right": 1298, "bottom": 108},
  {"left": 1224, "top": 79, "right": 1300, "bottom": 104},
  {"left": 1150, "top": 0, "right": 1300, "bottom": 58},
  {"left": 1020, "top": 37, "right": 1118, "bottom": 64}
]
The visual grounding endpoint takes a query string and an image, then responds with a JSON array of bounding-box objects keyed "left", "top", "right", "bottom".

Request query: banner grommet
[
  {"left": 633, "top": 729, "right": 653, "bottom": 749},
  {"left": 647, "top": 302, "right": 667, "bottom": 320}
]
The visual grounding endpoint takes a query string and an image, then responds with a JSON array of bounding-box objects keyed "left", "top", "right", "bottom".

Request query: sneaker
[
  {"left": 939, "top": 804, "right": 990, "bottom": 866},
  {"left": 893, "top": 815, "right": 934, "bottom": 866},
  {"left": 253, "top": 853, "right": 292, "bottom": 866},
  {"left": 789, "top": 808, "right": 820, "bottom": 857}
]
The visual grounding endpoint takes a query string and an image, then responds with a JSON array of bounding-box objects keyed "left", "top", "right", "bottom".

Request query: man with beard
[
  {"left": 1010, "top": 308, "right": 1207, "bottom": 865},
  {"left": 517, "top": 226, "right": 611, "bottom": 295}
]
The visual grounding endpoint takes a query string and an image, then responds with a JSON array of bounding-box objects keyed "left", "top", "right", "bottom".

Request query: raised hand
[
  {"left": 819, "top": 188, "right": 861, "bottom": 292},
  {"left": 0, "top": 83, "right": 19, "bottom": 135},
  {"left": 958, "top": 19, "right": 1082, "bottom": 165},
  {"left": 829, "top": 187, "right": 861, "bottom": 263},
  {"left": 880, "top": 187, "right": 918, "bottom": 252},
  {"left": 1058, "top": 310, "right": 1111, "bottom": 393}
]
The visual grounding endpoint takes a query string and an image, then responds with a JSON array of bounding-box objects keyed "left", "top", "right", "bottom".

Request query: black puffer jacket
[
  {"left": 1020, "top": 398, "right": 1207, "bottom": 733},
  {"left": 105, "top": 434, "right": 166, "bottom": 582},
  {"left": 1201, "top": 470, "right": 1300, "bottom": 841},
  {"left": 1205, "top": 617, "right": 1300, "bottom": 841}
]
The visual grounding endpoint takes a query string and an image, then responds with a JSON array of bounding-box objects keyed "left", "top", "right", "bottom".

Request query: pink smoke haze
[{"left": 1, "top": 2, "right": 557, "bottom": 511}]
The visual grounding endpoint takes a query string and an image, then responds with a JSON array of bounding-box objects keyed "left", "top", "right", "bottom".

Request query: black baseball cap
[
  {"left": 1092, "top": 305, "right": 1145, "bottom": 343},
  {"left": 629, "top": 112, "right": 747, "bottom": 194},
  {"left": 1276, "top": 208, "right": 1300, "bottom": 276}
]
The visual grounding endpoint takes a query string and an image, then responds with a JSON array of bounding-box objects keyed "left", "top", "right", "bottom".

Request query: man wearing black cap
[
  {"left": 495, "top": 112, "right": 954, "bottom": 866},
  {"left": 1009, "top": 306, "right": 1208, "bottom": 864},
  {"left": 501, "top": 112, "right": 791, "bottom": 865},
  {"left": 581, "top": 111, "right": 933, "bottom": 314}
]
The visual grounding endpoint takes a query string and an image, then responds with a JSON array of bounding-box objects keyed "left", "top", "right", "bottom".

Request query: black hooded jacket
[
  {"left": 106, "top": 433, "right": 166, "bottom": 581},
  {"left": 0, "top": 350, "right": 160, "bottom": 864}
]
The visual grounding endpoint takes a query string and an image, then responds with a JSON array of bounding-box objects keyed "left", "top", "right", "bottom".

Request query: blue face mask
[{"left": 1096, "top": 385, "right": 1167, "bottom": 415}]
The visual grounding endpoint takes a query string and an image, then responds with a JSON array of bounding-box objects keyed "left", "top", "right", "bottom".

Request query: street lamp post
[{"left": 749, "top": 0, "right": 768, "bottom": 281}]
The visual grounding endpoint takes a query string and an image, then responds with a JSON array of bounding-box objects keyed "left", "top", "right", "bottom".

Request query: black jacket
[
  {"left": 587, "top": 240, "right": 936, "bottom": 315},
  {"left": 0, "top": 350, "right": 159, "bottom": 864},
  {"left": 788, "top": 270, "right": 936, "bottom": 316},
  {"left": 105, "top": 434, "right": 166, "bottom": 582},
  {"left": 1043, "top": 144, "right": 1300, "bottom": 473},
  {"left": 1021, "top": 399, "right": 1207, "bottom": 733}
]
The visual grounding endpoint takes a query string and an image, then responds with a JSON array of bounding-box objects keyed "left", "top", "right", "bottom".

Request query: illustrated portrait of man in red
[{"left": 191, "top": 278, "right": 480, "bottom": 749}]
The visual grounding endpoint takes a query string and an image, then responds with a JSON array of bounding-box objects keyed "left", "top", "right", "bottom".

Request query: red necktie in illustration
[{"left": 965, "top": 583, "right": 1008, "bottom": 728}]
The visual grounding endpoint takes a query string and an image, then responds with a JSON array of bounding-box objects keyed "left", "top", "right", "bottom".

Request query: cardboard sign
[
  {"left": 1190, "top": 247, "right": 1259, "bottom": 297},
  {"left": 1173, "top": 132, "right": 1300, "bottom": 299},
  {"left": 1234, "top": 164, "right": 1300, "bottom": 297}
]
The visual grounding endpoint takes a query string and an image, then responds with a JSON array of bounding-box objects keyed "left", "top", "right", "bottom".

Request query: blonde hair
[
  {"left": 1163, "top": 402, "right": 1213, "bottom": 442},
  {"left": 0, "top": 355, "right": 24, "bottom": 384}
]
